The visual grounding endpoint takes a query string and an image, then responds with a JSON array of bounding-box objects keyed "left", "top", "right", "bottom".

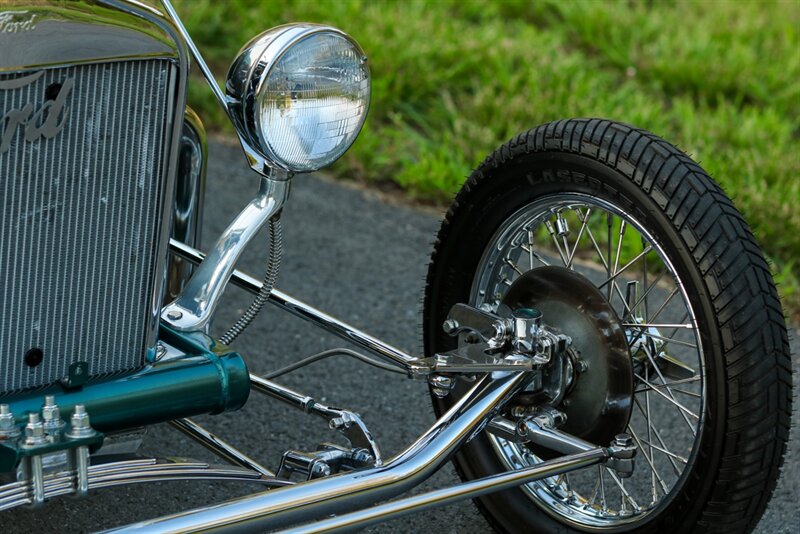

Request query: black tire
[{"left": 423, "top": 119, "right": 792, "bottom": 533}]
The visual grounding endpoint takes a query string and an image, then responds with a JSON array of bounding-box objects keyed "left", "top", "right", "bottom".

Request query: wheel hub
[{"left": 499, "top": 266, "right": 633, "bottom": 446}]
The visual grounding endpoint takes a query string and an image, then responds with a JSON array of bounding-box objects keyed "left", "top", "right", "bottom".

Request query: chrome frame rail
[
  {"left": 168, "top": 239, "right": 418, "bottom": 372},
  {"left": 285, "top": 447, "right": 608, "bottom": 533},
  {"left": 0, "top": 458, "right": 289, "bottom": 512},
  {"left": 107, "top": 371, "right": 531, "bottom": 532}
]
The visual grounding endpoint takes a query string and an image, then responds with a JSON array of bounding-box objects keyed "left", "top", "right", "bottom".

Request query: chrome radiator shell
[{"left": 0, "top": 1, "right": 188, "bottom": 395}]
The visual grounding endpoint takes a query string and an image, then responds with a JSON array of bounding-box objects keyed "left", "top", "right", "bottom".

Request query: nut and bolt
[
  {"left": 0, "top": 404, "right": 21, "bottom": 440},
  {"left": 42, "top": 395, "right": 65, "bottom": 437},
  {"left": 442, "top": 318, "right": 459, "bottom": 334},
  {"left": 23, "top": 412, "right": 47, "bottom": 447},
  {"left": 614, "top": 433, "right": 633, "bottom": 448},
  {"left": 429, "top": 375, "right": 455, "bottom": 399},
  {"left": 311, "top": 462, "right": 331, "bottom": 478},
  {"left": 166, "top": 309, "right": 183, "bottom": 321},
  {"left": 66, "top": 405, "right": 96, "bottom": 439}
]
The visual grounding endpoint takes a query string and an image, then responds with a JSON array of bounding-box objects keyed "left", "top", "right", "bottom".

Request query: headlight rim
[{"left": 226, "top": 23, "right": 370, "bottom": 175}]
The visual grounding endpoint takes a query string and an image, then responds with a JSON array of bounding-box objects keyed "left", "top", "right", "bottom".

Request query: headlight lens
[
  {"left": 227, "top": 25, "right": 371, "bottom": 174},
  {"left": 257, "top": 32, "right": 369, "bottom": 172}
]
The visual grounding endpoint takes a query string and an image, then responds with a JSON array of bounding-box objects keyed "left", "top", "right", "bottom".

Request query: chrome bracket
[
  {"left": 250, "top": 375, "right": 381, "bottom": 465},
  {"left": 277, "top": 443, "right": 375, "bottom": 482},
  {"left": 162, "top": 174, "right": 290, "bottom": 332}
]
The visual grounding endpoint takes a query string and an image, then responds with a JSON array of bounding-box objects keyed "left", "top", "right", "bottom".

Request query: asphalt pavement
[{"left": 2, "top": 139, "right": 796, "bottom": 533}]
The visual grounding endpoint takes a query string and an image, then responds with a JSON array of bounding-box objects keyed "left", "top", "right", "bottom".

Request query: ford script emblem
[
  {"left": 0, "top": 71, "right": 73, "bottom": 154},
  {"left": 0, "top": 11, "right": 37, "bottom": 34}
]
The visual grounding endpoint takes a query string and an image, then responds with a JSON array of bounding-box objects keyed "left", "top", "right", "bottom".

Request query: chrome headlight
[{"left": 227, "top": 24, "right": 370, "bottom": 174}]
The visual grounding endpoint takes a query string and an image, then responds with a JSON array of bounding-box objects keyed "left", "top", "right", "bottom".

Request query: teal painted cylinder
[{"left": 4, "top": 348, "right": 250, "bottom": 432}]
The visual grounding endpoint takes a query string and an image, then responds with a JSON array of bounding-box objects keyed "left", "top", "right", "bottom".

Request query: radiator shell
[{"left": 0, "top": 1, "right": 189, "bottom": 396}]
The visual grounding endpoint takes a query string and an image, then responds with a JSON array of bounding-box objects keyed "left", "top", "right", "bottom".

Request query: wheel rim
[{"left": 469, "top": 193, "right": 707, "bottom": 529}]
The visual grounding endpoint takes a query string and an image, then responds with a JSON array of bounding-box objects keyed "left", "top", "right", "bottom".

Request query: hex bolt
[
  {"left": 166, "top": 309, "right": 183, "bottom": 321},
  {"left": 614, "top": 433, "right": 633, "bottom": 448},
  {"left": 66, "top": 405, "right": 94, "bottom": 498},
  {"left": 24, "top": 413, "right": 47, "bottom": 447},
  {"left": 442, "top": 318, "right": 459, "bottom": 335},
  {"left": 311, "top": 462, "right": 331, "bottom": 478},
  {"left": 42, "top": 395, "right": 65, "bottom": 438},
  {"left": 0, "top": 404, "right": 21, "bottom": 440}
]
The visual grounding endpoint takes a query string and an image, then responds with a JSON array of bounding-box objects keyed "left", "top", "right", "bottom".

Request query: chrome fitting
[
  {"left": 606, "top": 433, "right": 636, "bottom": 478},
  {"left": 510, "top": 307, "right": 541, "bottom": 354},
  {"left": 66, "top": 405, "right": 96, "bottom": 439},
  {"left": 428, "top": 375, "right": 456, "bottom": 398},
  {"left": 41, "top": 396, "right": 65, "bottom": 439},
  {"left": 0, "top": 404, "right": 20, "bottom": 440},
  {"left": 162, "top": 174, "right": 290, "bottom": 332},
  {"left": 23, "top": 413, "right": 47, "bottom": 448}
]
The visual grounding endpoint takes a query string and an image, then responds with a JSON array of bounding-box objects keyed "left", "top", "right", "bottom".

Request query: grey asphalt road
[{"left": 2, "top": 139, "right": 797, "bottom": 533}]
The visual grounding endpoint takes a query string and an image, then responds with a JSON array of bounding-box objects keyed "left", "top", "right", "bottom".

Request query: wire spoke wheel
[
  {"left": 423, "top": 120, "right": 791, "bottom": 533},
  {"left": 470, "top": 195, "right": 705, "bottom": 527}
]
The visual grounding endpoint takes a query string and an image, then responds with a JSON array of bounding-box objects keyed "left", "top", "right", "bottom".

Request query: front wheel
[{"left": 424, "top": 119, "right": 791, "bottom": 532}]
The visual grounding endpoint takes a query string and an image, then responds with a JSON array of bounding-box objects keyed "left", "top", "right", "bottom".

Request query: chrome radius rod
[
  {"left": 108, "top": 371, "right": 530, "bottom": 533},
  {"left": 168, "top": 239, "right": 417, "bottom": 373},
  {"left": 286, "top": 447, "right": 608, "bottom": 533},
  {"left": 169, "top": 419, "right": 277, "bottom": 478}
]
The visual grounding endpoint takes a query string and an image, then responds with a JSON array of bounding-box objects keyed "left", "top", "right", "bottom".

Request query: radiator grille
[{"left": 0, "top": 59, "right": 174, "bottom": 395}]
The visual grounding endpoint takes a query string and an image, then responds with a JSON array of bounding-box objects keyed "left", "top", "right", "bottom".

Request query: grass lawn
[{"left": 174, "top": 0, "right": 800, "bottom": 319}]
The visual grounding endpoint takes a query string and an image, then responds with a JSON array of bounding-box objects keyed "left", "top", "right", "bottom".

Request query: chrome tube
[
  {"left": 169, "top": 419, "right": 276, "bottom": 477},
  {"left": 168, "top": 239, "right": 418, "bottom": 371},
  {"left": 286, "top": 447, "right": 608, "bottom": 533},
  {"left": 108, "top": 371, "right": 530, "bottom": 533},
  {"left": 162, "top": 176, "right": 290, "bottom": 332}
]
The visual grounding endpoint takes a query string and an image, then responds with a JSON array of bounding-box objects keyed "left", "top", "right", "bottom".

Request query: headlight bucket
[{"left": 226, "top": 24, "right": 370, "bottom": 174}]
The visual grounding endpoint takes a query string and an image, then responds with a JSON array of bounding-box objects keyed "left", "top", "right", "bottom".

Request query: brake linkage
[{"left": 408, "top": 303, "right": 572, "bottom": 397}]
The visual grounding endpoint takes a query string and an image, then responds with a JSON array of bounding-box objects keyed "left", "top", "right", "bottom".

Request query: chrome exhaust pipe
[{"left": 108, "top": 371, "right": 530, "bottom": 533}]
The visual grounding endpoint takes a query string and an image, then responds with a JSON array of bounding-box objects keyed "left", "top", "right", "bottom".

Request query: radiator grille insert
[{"left": 0, "top": 59, "right": 174, "bottom": 395}]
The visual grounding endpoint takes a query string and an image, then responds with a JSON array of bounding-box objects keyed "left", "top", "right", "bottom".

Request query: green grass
[{"left": 174, "top": 0, "right": 800, "bottom": 319}]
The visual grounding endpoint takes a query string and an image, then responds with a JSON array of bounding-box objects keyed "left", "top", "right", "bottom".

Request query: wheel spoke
[
  {"left": 635, "top": 372, "right": 700, "bottom": 421},
  {"left": 520, "top": 243, "right": 550, "bottom": 267},
  {"left": 598, "top": 245, "right": 653, "bottom": 290},
  {"left": 632, "top": 395, "right": 686, "bottom": 473},
  {"left": 627, "top": 424, "right": 670, "bottom": 496},
  {"left": 567, "top": 208, "right": 592, "bottom": 268}
]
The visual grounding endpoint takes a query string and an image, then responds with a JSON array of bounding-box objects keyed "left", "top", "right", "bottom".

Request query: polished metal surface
[
  {"left": 224, "top": 22, "right": 369, "bottom": 174},
  {"left": 169, "top": 418, "right": 275, "bottom": 478},
  {"left": 0, "top": 457, "right": 289, "bottom": 512},
  {"left": 0, "top": 1, "right": 178, "bottom": 72},
  {"left": 0, "top": 59, "right": 175, "bottom": 394},
  {"left": 162, "top": 175, "right": 290, "bottom": 332},
  {"left": 167, "top": 107, "right": 207, "bottom": 301},
  {"left": 168, "top": 239, "right": 418, "bottom": 371},
  {"left": 108, "top": 371, "right": 530, "bottom": 532},
  {"left": 284, "top": 448, "right": 609, "bottom": 534}
]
